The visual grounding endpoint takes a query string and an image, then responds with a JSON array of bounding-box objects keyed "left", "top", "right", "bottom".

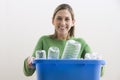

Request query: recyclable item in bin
[
  {"left": 62, "top": 40, "right": 81, "bottom": 59},
  {"left": 36, "top": 50, "right": 46, "bottom": 59},
  {"left": 85, "top": 53, "right": 91, "bottom": 59},
  {"left": 48, "top": 46, "right": 60, "bottom": 59},
  {"left": 85, "top": 53, "right": 102, "bottom": 60}
]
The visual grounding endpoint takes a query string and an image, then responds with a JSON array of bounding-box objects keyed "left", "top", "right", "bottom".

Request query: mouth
[
  {"left": 59, "top": 27, "right": 66, "bottom": 32},
  {"left": 58, "top": 25, "right": 66, "bottom": 30}
]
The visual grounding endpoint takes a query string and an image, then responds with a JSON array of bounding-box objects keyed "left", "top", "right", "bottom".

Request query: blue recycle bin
[{"left": 32, "top": 59, "right": 105, "bottom": 80}]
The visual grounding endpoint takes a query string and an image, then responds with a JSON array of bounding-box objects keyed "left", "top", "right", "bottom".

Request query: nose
[{"left": 61, "top": 20, "right": 66, "bottom": 26}]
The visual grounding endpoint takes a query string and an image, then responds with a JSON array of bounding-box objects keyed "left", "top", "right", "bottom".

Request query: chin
[{"left": 60, "top": 33, "right": 68, "bottom": 36}]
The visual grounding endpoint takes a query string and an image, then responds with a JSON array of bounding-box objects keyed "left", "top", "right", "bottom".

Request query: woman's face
[{"left": 52, "top": 9, "right": 74, "bottom": 36}]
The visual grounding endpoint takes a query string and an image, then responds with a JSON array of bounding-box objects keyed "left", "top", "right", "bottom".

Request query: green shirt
[{"left": 23, "top": 35, "right": 91, "bottom": 76}]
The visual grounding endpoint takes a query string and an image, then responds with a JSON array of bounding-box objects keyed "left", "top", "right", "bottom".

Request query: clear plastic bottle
[
  {"left": 62, "top": 40, "right": 81, "bottom": 59},
  {"left": 85, "top": 53, "right": 103, "bottom": 60},
  {"left": 48, "top": 46, "right": 60, "bottom": 59},
  {"left": 36, "top": 50, "right": 46, "bottom": 59}
]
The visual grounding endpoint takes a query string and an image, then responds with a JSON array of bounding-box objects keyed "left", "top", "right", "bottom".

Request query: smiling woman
[
  {"left": 51, "top": 4, "right": 75, "bottom": 40},
  {"left": 23, "top": 3, "right": 92, "bottom": 76},
  {"left": 52, "top": 9, "right": 75, "bottom": 40}
]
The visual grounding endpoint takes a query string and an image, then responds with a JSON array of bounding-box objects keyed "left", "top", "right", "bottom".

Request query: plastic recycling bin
[{"left": 32, "top": 59, "right": 105, "bottom": 80}]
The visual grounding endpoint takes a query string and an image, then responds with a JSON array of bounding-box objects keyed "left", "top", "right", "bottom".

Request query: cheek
[
  {"left": 67, "top": 23, "right": 73, "bottom": 28},
  {"left": 54, "top": 21, "right": 60, "bottom": 26}
]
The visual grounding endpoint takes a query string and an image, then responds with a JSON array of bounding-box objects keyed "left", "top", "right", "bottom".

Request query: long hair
[{"left": 51, "top": 4, "right": 75, "bottom": 39}]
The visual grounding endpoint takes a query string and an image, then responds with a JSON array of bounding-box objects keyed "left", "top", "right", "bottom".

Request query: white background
[{"left": 0, "top": 0, "right": 120, "bottom": 80}]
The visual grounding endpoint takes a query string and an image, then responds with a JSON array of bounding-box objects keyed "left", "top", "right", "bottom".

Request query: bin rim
[{"left": 32, "top": 59, "right": 105, "bottom": 66}]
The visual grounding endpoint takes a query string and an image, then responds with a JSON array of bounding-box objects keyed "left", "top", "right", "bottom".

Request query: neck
[{"left": 57, "top": 34, "right": 69, "bottom": 40}]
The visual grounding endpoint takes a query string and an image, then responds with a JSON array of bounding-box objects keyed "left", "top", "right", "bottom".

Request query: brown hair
[{"left": 51, "top": 3, "right": 75, "bottom": 39}]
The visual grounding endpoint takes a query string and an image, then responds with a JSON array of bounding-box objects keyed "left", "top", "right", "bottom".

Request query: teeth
[
  {"left": 58, "top": 26, "right": 66, "bottom": 30},
  {"left": 59, "top": 27, "right": 65, "bottom": 29}
]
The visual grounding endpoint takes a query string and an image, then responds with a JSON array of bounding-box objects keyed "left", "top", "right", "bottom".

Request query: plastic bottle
[
  {"left": 48, "top": 46, "right": 60, "bottom": 59},
  {"left": 36, "top": 50, "right": 46, "bottom": 59},
  {"left": 85, "top": 53, "right": 103, "bottom": 60},
  {"left": 62, "top": 40, "right": 81, "bottom": 59}
]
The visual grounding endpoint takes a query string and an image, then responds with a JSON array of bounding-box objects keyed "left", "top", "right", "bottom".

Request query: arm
[
  {"left": 101, "top": 66, "right": 105, "bottom": 77},
  {"left": 23, "top": 57, "right": 35, "bottom": 76},
  {"left": 23, "top": 37, "right": 43, "bottom": 76},
  {"left": 81, "top": 44, "right": 92, "bottom": 58}
]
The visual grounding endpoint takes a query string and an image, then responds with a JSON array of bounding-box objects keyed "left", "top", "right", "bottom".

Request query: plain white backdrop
[{"left": 0, "top": 0, "right": 120, "bottom": 80}]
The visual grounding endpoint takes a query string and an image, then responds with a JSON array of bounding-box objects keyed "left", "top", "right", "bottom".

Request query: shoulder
[
  {"left": 37, "top": 35, "right": 50, "bottom": 42},
  {"left": 72, "top": 37, "right": 91, "bottom": 51},
  {"left": 40, "top": 35, "right": 50, "bottom": 39}
]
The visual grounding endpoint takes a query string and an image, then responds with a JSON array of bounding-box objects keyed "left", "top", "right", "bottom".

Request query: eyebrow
[{"left": 56, "top": 16, "right": 70, "bottom": 18}]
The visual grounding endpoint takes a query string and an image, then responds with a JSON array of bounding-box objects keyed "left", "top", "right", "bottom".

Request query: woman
[{"left": 23, "top": 3, "right": 91, "bottom": 76}]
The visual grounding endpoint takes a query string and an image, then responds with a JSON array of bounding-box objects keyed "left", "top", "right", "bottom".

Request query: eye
[
  {"left": 56, "top": 17, "right": 62, "bottom": 21},
  {"left": 65, "top": 17, "right": 70, "bottom": 21}
]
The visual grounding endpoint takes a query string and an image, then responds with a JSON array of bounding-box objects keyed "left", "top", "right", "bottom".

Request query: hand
[{"left": 27, "top": 56, "right": 35, "bottom": 69}]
